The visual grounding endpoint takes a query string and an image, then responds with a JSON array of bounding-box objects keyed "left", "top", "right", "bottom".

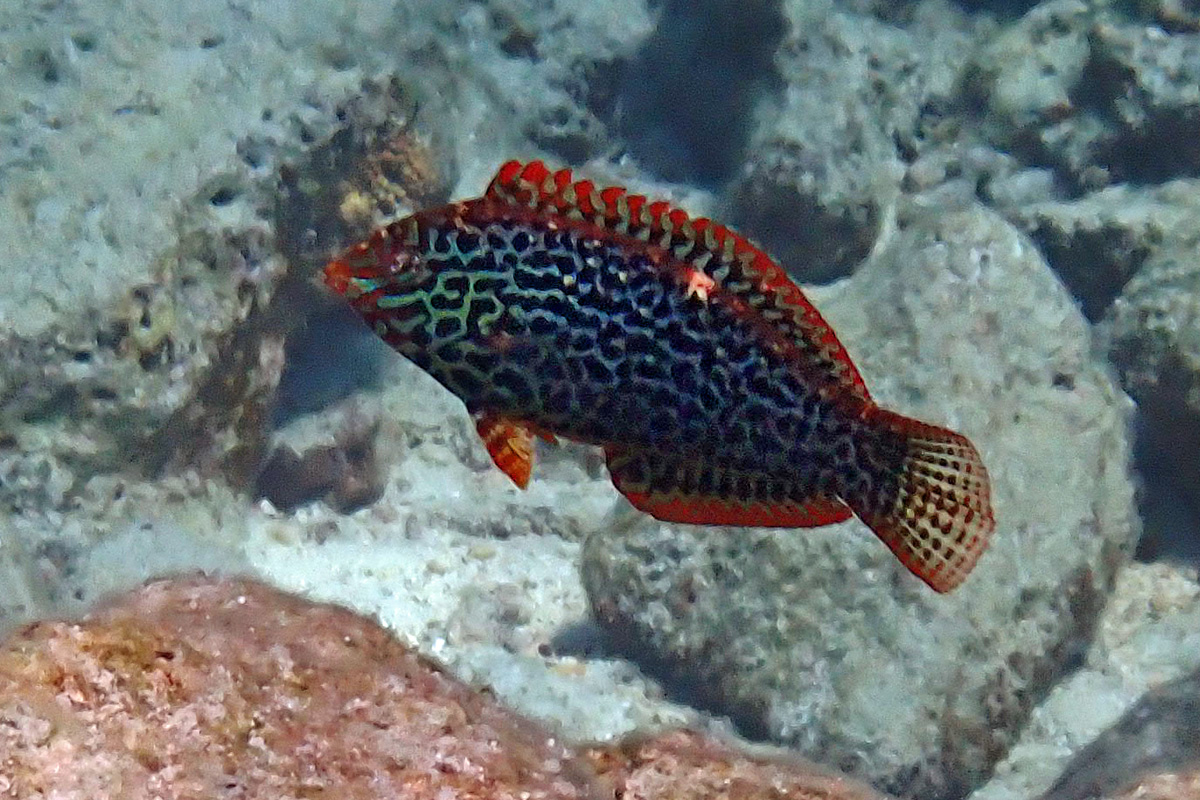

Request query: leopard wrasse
[{"left": 323, "top": 160, "right": 995, "bottom": 592}]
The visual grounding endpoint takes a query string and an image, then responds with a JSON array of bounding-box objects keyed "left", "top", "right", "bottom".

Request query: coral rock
[
  {"left": 0, "top": 575, "right": 599, "bottom": 800},
  {"left": 582, "top": 204, "right": 1137, "bottom": 799},
  {"left": 1039, "top": 665, "right": 1200, "bottom": 800},
  {"left": 725, "top": 0, "right": 975, "bottom": 283},
  {"left": 585, "top": 729, "right": 892, "bottom": 800}
]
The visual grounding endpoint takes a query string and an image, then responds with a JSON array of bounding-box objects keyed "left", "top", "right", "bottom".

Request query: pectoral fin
[{"left": 474, "top": 413, "right": 536, "bottom": 489}]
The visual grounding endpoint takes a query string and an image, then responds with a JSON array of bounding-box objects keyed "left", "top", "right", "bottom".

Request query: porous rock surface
[
  {"left": 0, "top": 574, "right": 903, "bottom": 800},
  {"left": 3, "top": 0, "right": 1193, "bottom": 798},
  {"left": 727, "top": 0, "right": 979, "bottom": 284},
  {"left": 582, "top": 203, "right": 1138, "bottom": 799},
  {"left": 972, "top": 561, "right": 1200, "bottom": 800},
  {"left": 584, "top": 728, "right": 891, "bottom": 800},
  {"left": 1006, "top": 180, "right": 1200, "bottom": 322},
  {"left": 970, "top": 1, "right": 1200, "bottom": 190},
  {"left": 0, "top": 0, "right": 651, "bottom": 501},
  {"left": 0, "top": 574, "right": 600, "bottom": 799},
  {"left": 0, "top": 0, "right": 652, "bottom": 628},
  {"left": 1038, "top": 663, "right": 1200, "bottom": 800}
]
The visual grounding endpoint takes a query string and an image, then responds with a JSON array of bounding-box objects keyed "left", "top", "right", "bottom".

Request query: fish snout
[{"left": 322, "top": 256, "right": 354, "bottom": 296}]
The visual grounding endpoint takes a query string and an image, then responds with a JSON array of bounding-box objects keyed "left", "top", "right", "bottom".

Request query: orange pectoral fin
[
  {"left": 604, "top": 447, "right": 852, "bottom": 528},
  {"left": 474, "top": 413, "right": 536, "bottom": 489}
]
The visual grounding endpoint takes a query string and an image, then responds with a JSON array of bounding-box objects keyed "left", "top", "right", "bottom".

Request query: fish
[{"left": 323, "top": 159, "right": 995, "bottom": 592}]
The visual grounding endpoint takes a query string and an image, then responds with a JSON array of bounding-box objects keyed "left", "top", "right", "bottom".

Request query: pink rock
[
  {"left": 1108, "top": 770, "right": 1200, "bottom": 800},
  {"left": 584, "top": 729, "right": 893, "bottom": 800},
  {"left": 0, "top": 575, "right": 599, "bottom": 799},
  {"left": 0, "top": 575, "right": 899, "bottom": 800}
]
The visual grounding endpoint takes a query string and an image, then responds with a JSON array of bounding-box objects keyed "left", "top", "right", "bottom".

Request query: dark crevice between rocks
[
  {"left": 614, "top": 0, "right": 786, "bottom": 188},
  {"left": 1105, "top": 292, "right": 1200, "bottom": 566},
  {"left": 950, "top": 0, "right": 1042, "bottom": 15},
  {"left": 1023, "top": 221, "right": 1154, "bottom": 322},
  {"left": 545, "top": 620, "right": 619, "bottom": 661},
  {"left": 1068, "top": 31, "right": 1200, "bottom": 186},
  {"left": 1130, "top": 387, "right": 1200, "bottom": 566},
  {"left": 1039, "top": 665, "right": 1200, "bottom": 800},
  {"left": 586, "top": 607, "right": 774, "bottom": 742},
  {"left": 725, "top": 177, "right": 880, "bottom": 285},
  {"left": 1097, "top": 106, "right": 1200, "bottom": 185}
]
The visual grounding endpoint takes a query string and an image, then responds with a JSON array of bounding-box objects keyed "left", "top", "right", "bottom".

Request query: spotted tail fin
[{"left": 851, "top": 409, "right": 995, "bottom": 593}]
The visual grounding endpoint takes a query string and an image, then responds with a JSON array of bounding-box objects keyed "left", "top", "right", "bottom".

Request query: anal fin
[
  {"left": 475, "top": 413, "right": 536, "bottom": 489},
  {"left": 605, "top": 447, "right": 851, "bottom": 528}
]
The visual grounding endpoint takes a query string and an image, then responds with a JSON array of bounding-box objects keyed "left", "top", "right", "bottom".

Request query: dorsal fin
[{"left": 485, "top": 160, "right": 870, "bottom": 401}]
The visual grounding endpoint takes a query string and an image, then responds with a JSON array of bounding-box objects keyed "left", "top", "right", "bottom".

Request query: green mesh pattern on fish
[{"left": 346, "top": 202, "right": 907, "bottom": 515}]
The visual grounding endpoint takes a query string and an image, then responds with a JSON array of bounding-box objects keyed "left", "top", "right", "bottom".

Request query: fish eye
[{"left": 390, "top": 249, "right": 424, "bottom": 276}]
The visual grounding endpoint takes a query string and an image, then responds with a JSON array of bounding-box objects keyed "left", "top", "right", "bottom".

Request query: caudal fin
[{"left": 852, "top": 409, "right": 995, "bottom": 593}]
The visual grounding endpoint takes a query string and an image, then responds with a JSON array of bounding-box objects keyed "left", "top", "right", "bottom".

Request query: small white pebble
[{"left": 468, "top": 543, "right": 496, "bottom": 560}]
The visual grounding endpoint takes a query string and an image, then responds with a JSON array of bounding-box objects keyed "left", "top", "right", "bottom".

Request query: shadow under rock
[
  {"left": 272, "top": 303, "right": 392, "bottom": 427},
  {"left": 548, "top": 617, "right": 765, "bottom": 736},
  {"left": 1131, "top": 396, "right": 1200, "bottom": 568},
  {"left": 616, "top": 0, "right": 786, "bottom": 188},
  {"left": 1039, "top": 665, "right": 1200, "bottom": 800},
  {"left": 547, "top": 620, "right": 619, "bottom": 660}
]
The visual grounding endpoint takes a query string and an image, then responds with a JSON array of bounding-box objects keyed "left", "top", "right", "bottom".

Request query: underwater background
[{"left": 0, "top": 0, "right": 1198, "bottom": 797}]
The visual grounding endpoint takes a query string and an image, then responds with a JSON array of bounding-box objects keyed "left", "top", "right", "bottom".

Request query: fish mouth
[{"left": 322, "top": 257, "right": 354, "bottom": 296}]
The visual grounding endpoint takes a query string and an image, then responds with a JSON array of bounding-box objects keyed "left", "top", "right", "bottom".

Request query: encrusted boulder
[
  {"left": 726, "top": 0, "right": 978, "bottom": 283},
  {"left": 0, "top": 574, "right": 910, "bottom": 800},
  {"left": 970, "top": 2, "right": 1200, "bottom": 190},
  {"left": 582, "top": 203, "right": 1138, "bottom": 799},
  {"left": 0, "top": 575, "right": 601, "bottom": 799},
  {"left": 585, "top": 728, "right": 891, "bottom": 800}
]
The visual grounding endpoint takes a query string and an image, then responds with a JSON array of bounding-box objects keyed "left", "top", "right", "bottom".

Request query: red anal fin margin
[
  {"left": 605, "top": 447, "right": 852, "bottom": 528},
  {"left": 474, "top": 413, "right": 536, "bottom": 489},
  {"left": 621, "top": 490, "right": 853, "bottom": 528}
]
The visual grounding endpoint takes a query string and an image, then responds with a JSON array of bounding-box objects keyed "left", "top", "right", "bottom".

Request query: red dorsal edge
[{"left": 484, "top": 160, "right": 871, "bottom": 401}]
